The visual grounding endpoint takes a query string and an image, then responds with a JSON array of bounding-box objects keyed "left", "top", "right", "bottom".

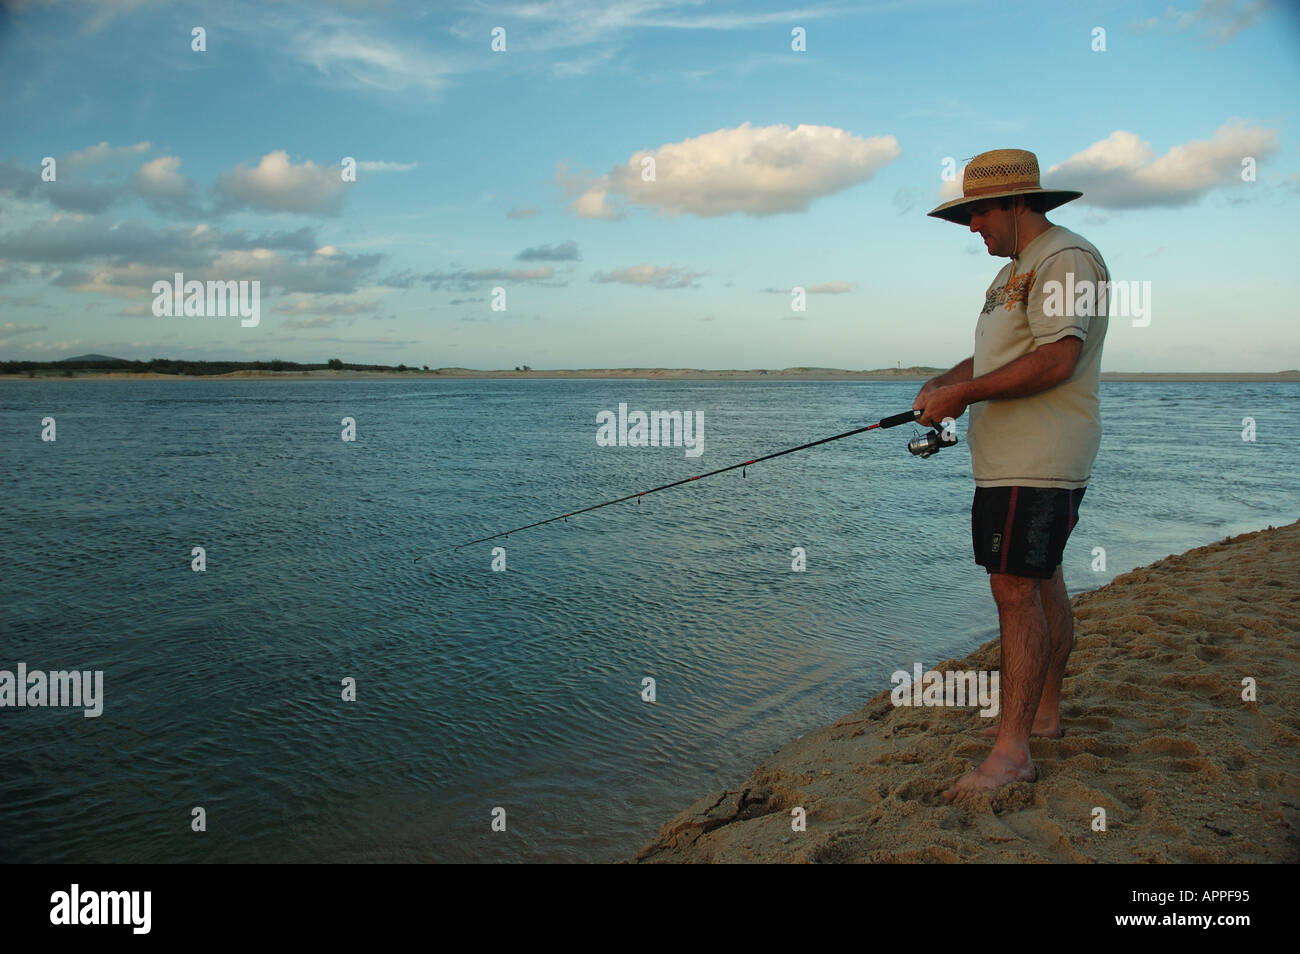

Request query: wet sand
[{"left": 634, "top": 522, "right": 1300, "bottom": 863}]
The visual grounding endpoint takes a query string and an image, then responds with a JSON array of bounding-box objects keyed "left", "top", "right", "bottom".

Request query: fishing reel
[{"left": 908, "top": 418, "right": 958, "bottom": 458}]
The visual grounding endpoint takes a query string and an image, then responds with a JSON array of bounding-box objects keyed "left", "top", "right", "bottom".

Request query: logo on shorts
[{"left": 990, "top": 532, "right": 1002, "bottom": 554}]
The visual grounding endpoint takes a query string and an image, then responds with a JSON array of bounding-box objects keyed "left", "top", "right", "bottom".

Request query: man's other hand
[
  {"left": 915, "top": 384, "right": 968, "bottom": 427},
  {"left": 912, "top": 378, "right": 940, "bottom": 411}
]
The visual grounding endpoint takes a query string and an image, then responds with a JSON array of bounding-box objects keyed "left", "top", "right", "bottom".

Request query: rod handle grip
[{"left": 878, "top": 409, "right": 921, "bottom": 429}]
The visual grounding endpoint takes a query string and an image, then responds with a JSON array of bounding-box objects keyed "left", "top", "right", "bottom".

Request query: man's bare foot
[
  {"left": 976, "top": 720, "right": 1063, "bottom": 739},
  {"left": 942, "top": 751, "right": 1038, "bottom": 803}
]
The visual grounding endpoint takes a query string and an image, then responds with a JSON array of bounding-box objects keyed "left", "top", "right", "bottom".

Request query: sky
[{"left": 1, "top": 0, "right": 1298, "bottom": 371}]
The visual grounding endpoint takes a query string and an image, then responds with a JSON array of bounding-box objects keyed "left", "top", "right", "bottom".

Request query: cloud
[
  {"left": 506, "top": 206, "right": 538, "bottom": 219},
  {"left": 61, "top": 140, "right": 151, "bottom": 169},
  {"left": 451, "top": 1, "right": 845, "bottom": 52},
  {"left": 7, "top": 145, "right": 382, "bottom": 219},
  {"left": 283, "top": 315, "right": 338, "bottom": 329},
  {"left": 551, "top": 46, "right": 617, "bottom": 77},
  {"left": 74, "top": 0, "right": 154, "bottom": 34},
  {"left": 0, "top": 215, "right": 382, "bottom": 299},
  {"left": 377, "top": 269, "right": 420, "bottom": 288},
  {"left": 1142, "top": 0, "right": 1273, "bottom": 45},
  {"left": 591, "top": 264, "right": 705, "bottom": 289},
  {"left": 561, "top": 123, "right": 901, "bottom": 219},
  {"left": 357, "top": 160, "right": 418, "bottom": 173},
  {"left": 0, "top": 160, "right": 121, "bottom": 214},
  {"left": 422, "top": 266, "right": 556, "bottom": 291},
  {"left": 214, "top": 150, "right": 347, "bottom": 214},
  {"left": 1045, "top": 123, "right": 1278, "bottom": 209},
  {"left": 0, "top": 217, "right": 318, "bottom": 266},
  {"left": 131, "top": 155, "right": 197, "bottom": 212},
  {"left": 515, "top": 240, "right": 580, "bottom": 261},
  {"left": 277, "top": 295, "right": 380, "bottom": 316},
  {"left": 0, "top": 294, "right": 51, "bottom": 309},
  {"left": 8, "top": 337, "right": 84, "bottom": 355},
  {"left": 63, "top": 247, "right": 380, "bottom": 299},
  {"left": 892, "top": 187, "right": 917, "bottom": 216},
  {"left": 0, "top": 321, "right": 46, "bottom": 335},
  {"left": 761, "top": 281, "right": 854, "bottom": 294},
  {"left": 295, "top": 24, "right": 452, "bottom": 95},
  {"left": 259, "top": 334, "right": 421, "bottom": 348}
]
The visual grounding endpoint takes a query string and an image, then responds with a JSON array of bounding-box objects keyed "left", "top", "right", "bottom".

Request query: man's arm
[
  {"left": 926, "top": 357, "right": 973, "bottom": 390},
  {"left": 915, "top": 336, "right": 1082, "bottom": 426},
  {"left": 913, "top": 356, "right": 973, "bottom": 407}
]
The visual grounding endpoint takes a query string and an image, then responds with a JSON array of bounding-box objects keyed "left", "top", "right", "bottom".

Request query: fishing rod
[{"left": 422, "top": 408, "right": 954, "bottom": 559}]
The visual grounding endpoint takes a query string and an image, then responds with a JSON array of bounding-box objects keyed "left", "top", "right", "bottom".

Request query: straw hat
[{"left": 928, "top": 149, "right": 1081, "bottom": 225}]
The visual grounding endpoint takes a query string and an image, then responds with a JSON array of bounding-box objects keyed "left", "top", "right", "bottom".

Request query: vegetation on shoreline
[{"left": 1, "top": 357, "right": 433, "bottom": 377}]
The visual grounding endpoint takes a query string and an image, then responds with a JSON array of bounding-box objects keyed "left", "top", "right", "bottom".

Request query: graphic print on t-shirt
[{"left": 980, "top": 269, "right": 1035, "bottom": 316}]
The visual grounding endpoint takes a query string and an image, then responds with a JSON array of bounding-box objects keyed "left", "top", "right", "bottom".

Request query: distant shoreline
[{"left": 3, "top": 368, "right": 1297, "bottom": 383}]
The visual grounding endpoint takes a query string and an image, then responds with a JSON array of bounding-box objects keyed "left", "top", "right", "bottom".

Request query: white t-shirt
[{"left": 968, "top": 225, "right": 1109, "bottom": 489}]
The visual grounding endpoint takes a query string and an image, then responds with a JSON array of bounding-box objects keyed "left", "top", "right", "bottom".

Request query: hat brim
[{"left": 927, "top": 189, "right": 1083, "bottom": 225}]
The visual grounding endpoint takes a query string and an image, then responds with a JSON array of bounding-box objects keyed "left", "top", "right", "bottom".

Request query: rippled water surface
[{"left": 1, "top": 379, "right": 1296, "bottom": 861}]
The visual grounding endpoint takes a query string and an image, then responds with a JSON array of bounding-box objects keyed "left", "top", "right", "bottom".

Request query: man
[{"left": 911, "top": 149, "right": 1109, "bottom": 802}]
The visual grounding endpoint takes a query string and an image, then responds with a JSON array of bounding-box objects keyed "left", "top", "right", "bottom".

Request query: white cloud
[
  {"left": 132, "top": 155, "right": 192, "bottom": 204},
  {"left": 453, "top": 1, "right": 846, "bottom": 52},
  {"left": 61, "top": 140, "right": 151, "bottom": 169},
  {"left": 215, "top": 150, "right": 346, "bottom": 214},
  {"left": 591, "top": 264, "right": 705, "bottom": 289},
  {"left": 296, "top": 26, "right": 452, "bottom": 95},
  {"left": 1046, "top": 123, "right": 1278, "bottom": 209},
  {"left": 562, "top": 123, "right": 900, "bottom": 219}
]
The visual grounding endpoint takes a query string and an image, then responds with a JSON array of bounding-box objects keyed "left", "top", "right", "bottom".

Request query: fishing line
[{"left": 420, "top": 408, "right": 952, "bottom": 560}]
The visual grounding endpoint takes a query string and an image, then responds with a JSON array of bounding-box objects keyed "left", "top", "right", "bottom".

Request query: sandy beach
[{"left": 633, "top": 521, "right": 1300, "bottom": 863}]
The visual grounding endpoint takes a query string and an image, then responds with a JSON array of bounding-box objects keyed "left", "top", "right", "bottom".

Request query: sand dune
[{"left": 634, "top": 521, "right": 1300, "bottom": 863}]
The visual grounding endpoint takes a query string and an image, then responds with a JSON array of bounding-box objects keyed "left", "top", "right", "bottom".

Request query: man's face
[{"left": 967, "top": 199, "right": 1018, "bottom": 257}]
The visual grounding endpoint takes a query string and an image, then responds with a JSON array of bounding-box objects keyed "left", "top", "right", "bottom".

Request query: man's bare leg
[
  {"left": 945, "top": 572, "right": 1047, "bottom": 801},
  {"left": 978, "top": 565, "right": 1072, "bottom": 737},
  {"left": 1031, "top": 565, "right": 1073, "bottom": 734}
]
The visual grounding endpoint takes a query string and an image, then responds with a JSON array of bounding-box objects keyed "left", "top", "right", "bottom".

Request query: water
[{"left": 1, "top": 379, "right": 1295, "bottom": 862}]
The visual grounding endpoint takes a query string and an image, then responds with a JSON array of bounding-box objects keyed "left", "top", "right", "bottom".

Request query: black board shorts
[{"left": 971, "top": 486, "right": 1085, "bottom": 579}]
